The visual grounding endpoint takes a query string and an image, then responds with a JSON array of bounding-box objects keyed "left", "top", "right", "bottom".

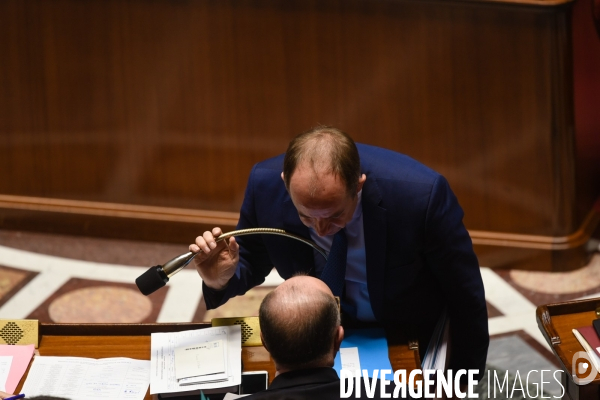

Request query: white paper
[
  {"left": 223, "top": 393, "right": 250, "bottom": 399},
  {"left": 21, "top": 356, "right": 150, "bottom": 400},
  {"left": 150, "top": 325, "right": 241, "bottom": 395},
  {"left": 0, "top": 355, "right": 13, "bottom": 392},
  {"left": 340, "top": 347, "right": 361, "bottom": 371},
  {"left": 422, "top": 309, "right": 449, "bottom": 371},
  {"left": 178, "top": 370, "right": 228, "bottom": 386},
  {"left": 175, "top": 339, "right": 225, "bottom": 380}
]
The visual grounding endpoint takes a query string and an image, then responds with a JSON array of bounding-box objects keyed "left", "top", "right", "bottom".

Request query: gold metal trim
[
  {"left": 0, "top": 319, "right": 39, "bottom": 348},
  {"left": 211, "top": 316, "right": 262, "bottom": 347}
]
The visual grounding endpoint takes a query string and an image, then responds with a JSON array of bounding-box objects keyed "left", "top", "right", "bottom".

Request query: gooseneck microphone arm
[{"left": 135, "top": 228, "right": 328, "bottom": 296}]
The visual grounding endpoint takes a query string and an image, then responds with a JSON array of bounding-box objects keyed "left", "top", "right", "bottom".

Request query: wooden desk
[
  {"left": 537, "top": 298, "right": 600, "bottom": 400},
  {"left": 15, "top": 323, "right": 420, "bottom": 399}
]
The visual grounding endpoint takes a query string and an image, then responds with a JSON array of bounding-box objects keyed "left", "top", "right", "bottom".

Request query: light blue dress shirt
[{"left": 310, "top": 191, "right": 376, "bottom": 322}]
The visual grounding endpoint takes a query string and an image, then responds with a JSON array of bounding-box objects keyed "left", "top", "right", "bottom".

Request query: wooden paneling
[
  {"left": 0, "top": 0, "right": 598, "bottom": 269},
  {"left": 573, "top": 0, "right": 600, "bottom": 221}
]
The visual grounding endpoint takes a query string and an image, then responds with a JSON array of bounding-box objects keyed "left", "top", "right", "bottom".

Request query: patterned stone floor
[{"left": 1, "top": 228, "right": 600, "bottom": 398}]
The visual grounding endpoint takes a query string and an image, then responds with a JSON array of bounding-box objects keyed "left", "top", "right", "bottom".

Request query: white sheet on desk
[
  {"left": 175, "top": 339, "right": 226, "bottom": 380},
  {"left": 0, "top": 356, "right": 12, "bottom": 391},
  {"left": 223, "top": 393, "right": 250, "bottom": 399},
  {"left": 150, "top": 325, "right": 241, "bottom": 395},
  {"left": 21, "top": 356, "right": 150, "bottom": 400}
]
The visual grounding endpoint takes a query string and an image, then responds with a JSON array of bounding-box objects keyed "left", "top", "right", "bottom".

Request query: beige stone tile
[
  {"left": 0, "top": 266, "right": 29, "bottom": 299},
  {"left": 510, "top": 253, "right": 600, "bottom": 294},
  {"left": 48, "top": 286, "right": 153, "bottom": 323},
  {"left": 202, "top": 287, "right": 275, "bottom": 322}
]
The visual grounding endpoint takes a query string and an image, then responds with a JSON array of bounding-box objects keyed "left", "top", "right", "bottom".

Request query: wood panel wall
[{"left": 0, "top": 0, "right": 598, "bottom": 270}]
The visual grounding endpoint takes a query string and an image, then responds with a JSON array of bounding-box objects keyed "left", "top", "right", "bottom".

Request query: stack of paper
[
  {"left": 175, "top": 339, "right": 228, "bottom": 385},
  {"left": 0, "top": 355, "right": 12, "bottom": 391},
  {"left": 0, "top": 344, "right": 35, "bottom": 393},
  {"left": 21, "top": 357, "right": 150, "bottom": 400},
  {"left": 422, "top": 309, "right": 449, "bottom": 372},
  {"left": 150, "top": 326, "right": 242, "bottom": 396}
]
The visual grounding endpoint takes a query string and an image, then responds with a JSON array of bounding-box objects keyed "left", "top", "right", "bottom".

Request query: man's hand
[
  {"left": 0, "top": 392, "right": 13, "bottom": 399},
  {"left": 189, "top": 227, "right": 239, "bottom": 290}
]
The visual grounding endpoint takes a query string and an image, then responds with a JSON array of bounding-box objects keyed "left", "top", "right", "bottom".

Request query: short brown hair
[{"left": 283, "top": 126, "right": 361, "bottom": 197}]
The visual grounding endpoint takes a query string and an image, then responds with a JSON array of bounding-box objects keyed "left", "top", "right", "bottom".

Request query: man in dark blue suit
[{"left": 190, "top": 126, "right": 488, "bottom": 380}]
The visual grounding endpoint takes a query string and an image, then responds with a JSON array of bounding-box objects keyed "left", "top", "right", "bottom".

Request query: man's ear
[
  {"left": 280, "top": 172, "right": 285, "bottom": 182},
  {"left": 356, "top": 174, "right": 366, "bottom": 193},
  {"left": 260, "top": 331, "right": 269, "bottom": 352},
  {"left": 333, "top": 326, "right": 344, "bottom": 353}
]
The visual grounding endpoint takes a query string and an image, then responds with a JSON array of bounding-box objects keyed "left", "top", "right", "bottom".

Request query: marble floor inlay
[
  {"left": 510, "top": 253, "right": 600, "bottom": 294},
  {"left": 0, "top": 265, "right": 35, "bottom": 306},
  {"left": 48, "top": 286, "right": 153, "bottom": 323}
]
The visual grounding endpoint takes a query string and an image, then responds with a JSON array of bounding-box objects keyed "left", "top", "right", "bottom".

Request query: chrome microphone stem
[
  {"left": 160, "top": 228, "right": 328, "bottom": 278},
  {"left": 162, "top": 251, "right": 197, "bottom": 277}
]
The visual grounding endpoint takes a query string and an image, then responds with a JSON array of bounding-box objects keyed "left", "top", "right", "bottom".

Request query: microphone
[{"left": 135, "top": 228, "right": 327, "bottom": 296}]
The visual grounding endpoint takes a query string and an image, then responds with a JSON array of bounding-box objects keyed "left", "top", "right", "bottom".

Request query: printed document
[
  {"left": 21, "top": 356, "right": 150, "bottom": 400},
  {"left": 0, "top": 344, "right": 34, "bottom": 393},
  {"left": 150, "top": 325, "right": 241, "bottom": 395},
  {"left": 339, "top": 347, "right": 361, "bottom": 371},
  {"left": 0, "top": 356, "right": 12, "bottom": 391},
  {"left": 175, "top": 339, "right": 226, "bottom": 382}
]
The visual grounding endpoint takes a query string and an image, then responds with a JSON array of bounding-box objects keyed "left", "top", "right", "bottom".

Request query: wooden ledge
[
  {"left": 0, "top": 194, "right": 239, "bottom": 227},
  {"left": 470, "top": 198, "right": 600, "bottom": 251},
  {"left": 0, "top": 193, "right": 598, "bottom": 254}
]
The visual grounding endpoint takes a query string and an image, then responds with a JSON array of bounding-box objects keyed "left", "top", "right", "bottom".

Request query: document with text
[
  {"left": 0, "top": 344, "right": 34, "bottom": 393},
  {"left": 150, "top": 325, "right": 241, "bottom": 395},
  {"left": 21, "top": 356, "right": 150, "bottom": 400},
  {"left": 0, "top": 355, "right": 12, "bottom": 391},
  {"left": 175, "top": 339, "right": 227, "bottom": 384}
]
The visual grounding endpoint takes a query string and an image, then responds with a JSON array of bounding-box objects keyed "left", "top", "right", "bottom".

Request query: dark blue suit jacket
[
  {"left": 244, "top": 367, "right": 404, "bottom": 400},
  {"left": 203, "top": 143, "right": 488, "bottom": 377}
]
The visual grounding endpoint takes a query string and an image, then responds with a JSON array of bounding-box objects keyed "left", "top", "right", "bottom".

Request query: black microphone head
[{"left": 136, "top": 265, "right": 169, "bottom": 296}]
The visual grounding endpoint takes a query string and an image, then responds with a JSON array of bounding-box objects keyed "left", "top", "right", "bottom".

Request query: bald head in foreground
[
  {"left": 260, "top": 276, "right": 343, "bottom": 375},
  {"left": 245, "top": 276, "right": 398, "bottom": 400}
]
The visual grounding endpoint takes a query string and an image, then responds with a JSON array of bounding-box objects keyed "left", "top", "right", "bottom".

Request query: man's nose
[{"left": 315, "top": 219, "right": 331, "bottom": 236}]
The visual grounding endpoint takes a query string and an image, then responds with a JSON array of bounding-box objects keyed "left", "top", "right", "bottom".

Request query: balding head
[
  {"left": 283, "top": 126, "right": 361, "bottom": 198},
  {"left": 259, "top": 276, "right": 343, "bottom": 372},
  {"left": 282, "top": 127, "right": 367, "bottom": 237}
]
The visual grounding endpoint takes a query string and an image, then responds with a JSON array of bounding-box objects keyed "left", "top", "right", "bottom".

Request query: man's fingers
[
  {"left": 228, "top": 237, "right": 239, "bottom": 256},
  {"left": 192, "top": 228, "right": 226, "bottom": 255},
  {"left": 193, "top": 236, "right": 207, "bottom": 253},
  {"left": 203, "top": 230, "right": 218, "bottom": 250}
]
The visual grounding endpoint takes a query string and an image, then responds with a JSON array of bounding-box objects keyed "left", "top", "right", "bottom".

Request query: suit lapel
[
  {"left": 362, "top": 178, "right": 387, "bottom": 321},
  {"left": 282, "top": 198, "right": 316, "bottom": 276}
]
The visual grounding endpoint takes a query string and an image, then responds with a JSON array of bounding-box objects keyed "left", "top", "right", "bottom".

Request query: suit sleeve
[
  {"left": 203, "top": 165, "right": 275, "bottom": 309},
  {"left": 424, "top": 175, "right": 489, "bottom": 381}
]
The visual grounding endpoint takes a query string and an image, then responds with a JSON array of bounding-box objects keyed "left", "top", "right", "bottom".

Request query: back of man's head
[
  {"left": 283, "top": 126, "right": 360, "bottom": 197},
  {"left": 259, "top": 276, "right": 341, "bottom": 371}
]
